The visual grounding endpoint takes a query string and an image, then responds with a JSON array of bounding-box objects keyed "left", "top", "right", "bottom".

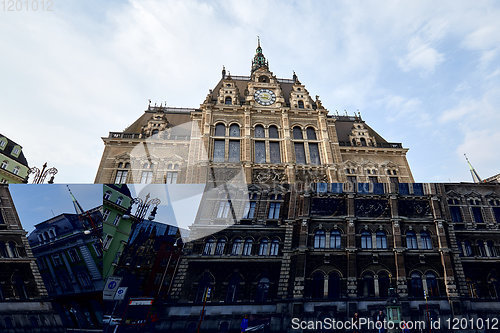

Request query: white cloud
[{"left": 398, "top": 37, "right": 444, "bottom": 74}]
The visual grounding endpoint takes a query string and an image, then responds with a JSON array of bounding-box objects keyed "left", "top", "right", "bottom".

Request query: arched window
[
  {"left": 421, "top": 231, "right": 432, "bottom": 249},
  {"left": 330, "top": 230, "right": 341, "bottom": 249},
  {"left": 361, "top": 230, "right": 372, "bottom": 249},
  {"left": 292, "top": 127, "right": 303, "bottom": 139},
  {"left": 215, "top": 123, "right": 225, "bottom": 136},
  {"left": 359, "top": 273, "right": 375, "bottom": 297},
  {"left": 12, "top": 166, "right": 19, "bottom": 175},
  {"left": 254, "top": 125, "right": 265, "bottom": 138},
  {"left": 298, "top": 100, "right": 305, "bottom": 109},
  {"left": 231, "top": 238, "right": 243, "bottom": 255},
  {"left": 406, "top": 231, "right": 418, "bottom": 249},
  {"left": 124, "top": 163, "right": 130, "bottom": 168},
  {"left": 478, "top": 240, "right": 487, "bottom": 257},
  {"left": 0, "top": 242, "right": 8, "bottom": 258},
  {"left": 259, "top": 75, "right": 269, "bottom": 83},
  {"left": 376, "top": 230, "right": 387, "bottom": 249},
  {"left": 203, "top": 239, "right": 215, "bottom": 255},
  {"left": 426, "top": 272, "right": 439, "bottom": 297},
  {"left": 314, "top": 230, "right": 326, "bottom": 248},
  {"left": 103, "top": 191, "right": 111, "bottom": 200},
  {"left": 259, "top": 239, "right": 269, "bottom": 256},
  {"left": 306, "top": 127, "right": 317, "bottom": 140},
  {"left": 255, "top": 277, "right": 270, "bottom": 303},
  {"left": 378, "top": 272, "right": 390, "bottom": 297},
  {"left": 225, "top": 96, "right": 232, "bottom": 105},
  {"left": 487, "top": 241, "right": 498, "bottom": 257},
  {"left": 409, "top": 272, "right": 424, "bottom": 298},
  {"left": 215, "top": 239, "right": 226, "bottom": 255},
  {"left": 242, "top": 239, "right": 253, "bottom": 256},
  {"left": 312, "top": 272, "right": 325, "bottom": 299},
  {"left": 116, "top": 196, "right": 123, "bottom": 205},
  {"left": 8, "top": 242, "right": 19, "bottom": 258},
  {"left": 13, "top": 273, "right": 28, "bottom": 300},
  {"left": 464, "top": 240, "right": 473, "bottom": 256},
  {"left": 1, "top": 160, "right": 8, "bottom": 169},
  {"left": 269, "top": 126, "right": 279, "bottom": 138},
  {"left": 328, "top": 272, "right": 341, "bottom": 299},
  {"left": 225, "top": 273, "right": 240, "bottom": 303},
  {"left": 229, "top": 124, "right": 240, "bottom": 137},
  {"left": 269, "top": 239, "right": 279, "bottom": 256},
  {"left": 151, "top": 129, "right": 159, "bottom": 136},
  {"left": 360, "top": 137, "right": 367, "bottom": 146},
  {"left": 195, "top": 272, "right": 213, "bottom": 303}
]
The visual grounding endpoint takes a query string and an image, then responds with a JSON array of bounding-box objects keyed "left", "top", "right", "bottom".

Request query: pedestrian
[
  {"left": 353, "top": 312, "right": 361, "bottom": 333},
  {"left": 241, "top": 314, "right": 249, "bottom": 333},
  {"left": 376, "top": 310, "right": 386, "bottom": 333}
]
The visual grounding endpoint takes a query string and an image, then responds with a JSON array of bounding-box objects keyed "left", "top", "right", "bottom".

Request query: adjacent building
[
  {"left": 0, "top": 135, "right": 29, "bottom": 184},
  {"left": 103, "top": 184, "right": 133, "bottom": 279},
  {"left": 0, "top": 185, "right": 63, "bottom": 332},
  {"left": 27, "top": 206, "right": 104, "bottom": 329}
]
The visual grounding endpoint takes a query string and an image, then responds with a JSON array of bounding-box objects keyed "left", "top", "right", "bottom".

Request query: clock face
[{"left": 254, "top": 89, "right": 276, "bottom": 106}]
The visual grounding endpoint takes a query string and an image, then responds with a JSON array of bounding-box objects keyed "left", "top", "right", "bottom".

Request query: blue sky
[
  {"left": 1, "top": 0, "right": 499, "bottom": 182},
  {"left": 9, "top": 184, "right": 102, "bottom": 233}
]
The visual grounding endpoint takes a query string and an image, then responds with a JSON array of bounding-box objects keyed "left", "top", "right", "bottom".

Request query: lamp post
[
  {"left": 123, "top": 193, "right": 161, "bottom": 222},
  {"left": 29, "top": 162, "right": 58, "bottom": 184}
]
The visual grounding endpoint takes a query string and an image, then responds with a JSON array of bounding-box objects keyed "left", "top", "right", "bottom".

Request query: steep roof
[
  {"left": 123, "top": 107, "right": 194, "bottom": 134},
  {"left": 0, "top": 133, "right": 29, "bottom": 167},
  {"left": 333, "top": 119, "right": 389, "bottom": 144}
]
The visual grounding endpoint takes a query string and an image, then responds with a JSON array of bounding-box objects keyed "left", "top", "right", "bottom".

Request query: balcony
[{"left": 338, "top": 141, "right": 403, "bottom": 149}]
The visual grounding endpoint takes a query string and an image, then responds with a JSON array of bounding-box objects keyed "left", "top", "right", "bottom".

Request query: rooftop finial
[
  {"left": 251, "top": 37, "right": 266, "bottom": 72},
  {"left": 222, "top": 65, "right": 226, "bottom": 79},
  {"left": 464, "top": 154, "right": 482, "bottom": 183},
  {"left": 67, "top": 185, "right": 84, "bottom": 215}
]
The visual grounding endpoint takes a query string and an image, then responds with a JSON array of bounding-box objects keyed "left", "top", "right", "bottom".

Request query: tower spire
[
  {"left": 67, "top": 185, "right": 85, "bottom": 215},
  {"left": 251, "top": 36, "right": 267, "bottom": 72},
  {"left": 464, "top": 154, "right": 482, "bottom": 183}
]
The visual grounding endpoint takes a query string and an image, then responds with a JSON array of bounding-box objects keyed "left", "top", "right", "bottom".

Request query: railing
[
  {"left": 225, "top": 75, "right": 295, "bottom": 84},
  {"left": 148, "top": 106, "right": 196, "bottom": 113},
  {"left": 108, "top": 132, "right": 191, "bottom": 140},
  {"left": 338, "top": 141, "right": 403, "bottom": 149}
]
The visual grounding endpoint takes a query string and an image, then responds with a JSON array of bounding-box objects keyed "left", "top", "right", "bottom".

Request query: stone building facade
[
  {"left": 0, "top": 185, "right": 63, "bottom": 332},
  {"left": 158, "top": 182, "right": 500, "bottom": 332},
  {"left": 95, "top": 42, "right": 413, "bottom": 185}
]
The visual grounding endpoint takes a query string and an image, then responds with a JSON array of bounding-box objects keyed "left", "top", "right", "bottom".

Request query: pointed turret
[
  {"left": 464, "top": 154, "right": 482, "bottom": 183},
  {"left": 67, "top": 185, "right": 85, "bottom": 215},
  {"left": 251, "top": 36, "right": 268, "bottom": 72}
]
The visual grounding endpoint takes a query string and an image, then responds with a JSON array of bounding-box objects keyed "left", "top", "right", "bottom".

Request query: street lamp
[
  {"left": 123, "top": 193, "right": 161, "bottom": 222},
  {"left": 29, "top": 162, "right": 58, "bottom": 184}
]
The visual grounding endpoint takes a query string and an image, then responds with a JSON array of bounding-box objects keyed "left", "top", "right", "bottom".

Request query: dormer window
[
  {"left": 259, "top": 75, "right": 268, "bottom": 83},
  {"left": 298, "top": 100, "right": 305, "bottom": 109},
  {"left": 12, "top": 147, "right": 20, "bottom": 155},
  {"left": 225, "top": 96, "right": 232, "bottom": 105},
  {"left": 0, "top": 139, "right": 6, "bottom": 148},
  {"left": 151, "top": 129, "right": 159, "bottom": 136}
]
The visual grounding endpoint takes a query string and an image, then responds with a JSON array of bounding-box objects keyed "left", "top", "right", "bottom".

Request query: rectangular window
[
  {"left": 140, "top": 171, "right": 153, "bottom": 184},
  {"left": 243, "top": 201, "right": 256, "bottom": 219},
  {"left": 114, "top": 170, "right": 128, "bottom": 184},
  {"left": 102, "top": 209, "right": 111, "bottom": 222},
  {"left": 217, "top": 201, "right": 231, "bottom": 218},
  {"left": 398, "top": 183, "right": 409, "bottom": 195},
  {"left": 52, "top": 254, "right": 62, "bottom": 266},
  {"left": 166, "top": 172, "right": 178, "bottom": 184},
  {"left": 228, "top": 140, "right": 240, "bottom": 162},
  {"left": 294, "top": 143, "right": 306, "bottom": 164},
  {"left": 368, "top": 176, "right": 378, "bottom": 184},
  {"left": 347, "top": 176, "right": 357, "bottom": 184},
  {"left": 268, "top": 202, "right": 281, "bottom": 219},
  {"left": 449, "top": 206, "right": 463, "bottom": 222},
  {"left": 389, "top": 177, "right": 399, "bottom": 184},
  {"left": 93, "top": 242, "right": 103, "bottom": 257},
  {"left": 308, "top": 143, "right": 320, "bottom": 165},
  {"left": 213, "top": 140, "right": 225, "bottom": 162},
  {"left": 413, "top": 183, "right": 424, "bottom": 196},
  {"left": 254, "top": 141, "right": 266, "bottom": 163},
  {"left": 494, "top": 207, "right": 500, "bottom": 223},
  {"left": 472, "top": 207, "right": 483, "bottom": 223},
  {"left": 113, "top": 214, "right": 122, "bottom": 226},
  {"left": 103, "top": 235, "right": 113, "bottom": 250},
  {"left": 269, "top": 142, "right": 281, "bottom": 163},
  {"left": 68, "top": 249, "right": 80, "bottom": 263}
]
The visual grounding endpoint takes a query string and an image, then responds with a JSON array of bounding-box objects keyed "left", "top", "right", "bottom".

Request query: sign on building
[
  {"left": 114, "top": 287, "right": 128, "bottom": 300},
  {"left": 128, "top": 298, "right": 154, "bottom": 306},
  {"left": 103, "top": 276, "right": 122, "bottom": 300}
]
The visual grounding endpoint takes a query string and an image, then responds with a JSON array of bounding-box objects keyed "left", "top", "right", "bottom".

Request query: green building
[
  {"left": 103, "top": 184, "right": 133, "bottom": 279},
  {"left": 0, "top": 134, "right": 29, "bottom": 183}
]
